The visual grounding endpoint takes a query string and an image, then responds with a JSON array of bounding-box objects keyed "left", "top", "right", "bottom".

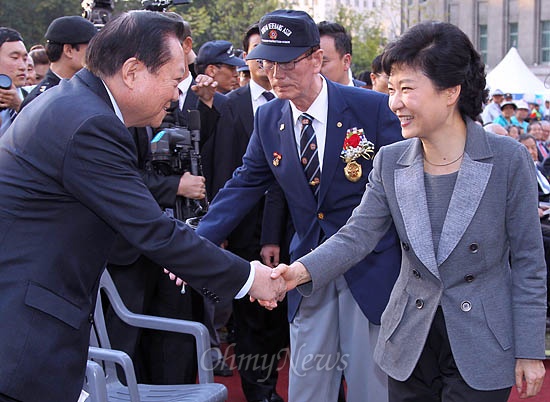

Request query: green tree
[
  {"left": 182, "top": 0, "right": 283, "bottom": 52},
  {"left": 332, "top": 5, "right": 388, "bottom": 75},
  {"left": 0, "top": 0, "right": 81, "bottom": 47}
]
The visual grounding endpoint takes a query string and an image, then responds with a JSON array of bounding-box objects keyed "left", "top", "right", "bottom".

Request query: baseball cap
[
  {"left": 45, "top": 16, "right": 97, "bottom": 44},
  {"left": 515, "top": 100, "right": 529, "bottom": 110},
  {"left": 196, "top": 40, "right": 246, "bottom": 67},
  {"left": 500, "top": 101, "right": 517, "bottom": 110},
  {"left": 245, "top": 9, "right": 320, "bottom": 63}
]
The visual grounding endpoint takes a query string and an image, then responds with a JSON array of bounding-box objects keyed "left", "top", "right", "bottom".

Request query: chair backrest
[
  {"left": 84, "top": 360, "right": 108, "bottom": 402},
  {"left": 91, "top": 269, "right": 215, "bottom": 384}
]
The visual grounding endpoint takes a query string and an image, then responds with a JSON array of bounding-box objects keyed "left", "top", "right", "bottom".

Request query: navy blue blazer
[
  {"left": 0, "top": 68, "right": 249, "bottom": 402},
  {"left": 197, "top": 79, "right": 403, "bottom": 322}
]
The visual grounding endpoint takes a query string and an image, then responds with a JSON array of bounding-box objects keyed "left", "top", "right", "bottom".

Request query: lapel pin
[
  {"left": 337, "top": 122, "right": 343, "bottom": 128},
  {"left": 279, "top": 123, "right": 285, "bottom": 131},
  {"left": 273, "top": 152, "right": 282, "bottom": 167}
]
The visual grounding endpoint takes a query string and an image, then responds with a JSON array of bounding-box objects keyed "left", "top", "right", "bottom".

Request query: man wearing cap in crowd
[
  {"left": 515, "top": 99, "right": 530, "bottom": 133},
  {"left": 481, "top": 88, "right": 505, "bottom": 125},
  {"left": 20, "top": 16, "right": 97, "bottom": 110},
  {"left": 0, "top": 27, "right": 28, "bottom": 137},
  {"left": 195, "top": 9, "right": 402, "bottom": 402},
  {"left": 195, "top": 40, "right": 246, "bottom": 94},
  {"left": 493, "top": 100, "right": 518, "bottom": 129}
]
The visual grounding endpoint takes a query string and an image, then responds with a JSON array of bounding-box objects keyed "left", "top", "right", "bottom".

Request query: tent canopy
[{"left": 485, "top": 47, "right": 548, "bottom": 100}]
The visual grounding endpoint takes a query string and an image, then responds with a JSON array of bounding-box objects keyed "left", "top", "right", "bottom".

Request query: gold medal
[{"left": 344, "top": 161, "right": 362, "bottom": 182}]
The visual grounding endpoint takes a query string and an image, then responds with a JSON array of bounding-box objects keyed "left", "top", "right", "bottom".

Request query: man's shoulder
[{"left": 226, "top": 85, "right": 250, "bottom": 100}]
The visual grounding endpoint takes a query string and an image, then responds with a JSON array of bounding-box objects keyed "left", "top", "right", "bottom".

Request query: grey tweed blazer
[{"left": 299, "top": 118, "right": 547, "bottom": 391}]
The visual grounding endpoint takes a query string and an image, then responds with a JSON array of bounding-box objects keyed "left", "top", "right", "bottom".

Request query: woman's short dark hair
[
  {"left": 382, "top": 21, "right": 487, "bottom": 120},
  {"left": 86, "top": 10, "right": 185, "bottom": 78}
]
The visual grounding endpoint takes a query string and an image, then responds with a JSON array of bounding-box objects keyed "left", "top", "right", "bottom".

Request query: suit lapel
[
  {"left": 318, "top": 83, "right": 348, "bottom": 205},
  {"left": 395, "top": 139, "right": 440, "bottom": 278},
  {"left": 238, "top": 86, "right": 254, "bottom": 136},
  {"left": 436, "top": 123, "right": 493, "bottom": 266}
]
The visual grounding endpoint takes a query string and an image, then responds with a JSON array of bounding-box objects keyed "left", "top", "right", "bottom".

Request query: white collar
[
  {"left": 249, "top": 79, "right": 274, "bottom": 102},
  {"left": 102, "top": 81, "right": 125, "bottom": 125},
  {"left": 289, "top": 74, "right": 327, "bottom": 125}
]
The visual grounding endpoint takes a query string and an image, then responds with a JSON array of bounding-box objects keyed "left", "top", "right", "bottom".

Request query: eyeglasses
[{"left": 258, "top": 48, "right": 317, "bottom": 73}]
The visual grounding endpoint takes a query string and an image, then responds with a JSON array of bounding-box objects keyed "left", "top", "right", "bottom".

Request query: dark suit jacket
[
  {"left": 19, "top": 68, "right": 62, "bottom": 111},
  {"left": 197, "top": 79, "right": 403, "bottom": 322},
  {"left": 210, "top": 84, "right": 290, "bottom": 253},
  {"left": 0, "top": 68, "right": 249, "bottom": 402}
]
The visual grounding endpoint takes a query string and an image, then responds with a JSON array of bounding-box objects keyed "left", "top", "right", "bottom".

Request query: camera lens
[{"left": 0, "top": 74, "right": 12, "bottom": 90}]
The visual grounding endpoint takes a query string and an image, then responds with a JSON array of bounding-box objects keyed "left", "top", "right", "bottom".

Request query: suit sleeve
[
  {"left": 298, "top": 146, "right": 394, "bottom": 295},
  {"left": 62, "top": 115, "right": 250, "bottom": 302},
  {"left": 197, "top": 109, "right": 275, "bottom": 245}
]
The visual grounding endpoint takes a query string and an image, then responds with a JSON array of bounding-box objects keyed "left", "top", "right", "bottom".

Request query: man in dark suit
[
  {"left": 210, "top": 24, "right": 289, "bottom": 402},
  {"left": 0, "top": 27, "right": 27, "bottom": 136},
  {"left": 0, "top": 11, "right": 284, "bottom": 402},
  {"left": 104, "top": 15, "right": 212, "bottom": 385},
  {"left": 317, "top": 21, "right": 365, "bottom": 88},
  {"left": 19, "top": 16, "right": 97, "bottom": 110},
  {"left": 196, "top": 10, "right": 402, "bottom": 402}
]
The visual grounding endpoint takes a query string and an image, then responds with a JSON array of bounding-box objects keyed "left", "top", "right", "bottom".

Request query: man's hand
[
  {"left": 191, "top": 74, "right": 218, "bottom": 108},
  {"left": 515, "top": 358, "right": 545, "bottom": 398},
  {"left": 177, "top": 172, "right": 206, "bottom": 199},
  {"left": 270, "top": 261, "right": 311, "bottom": 292},
  {"left": 0, "top": 87, "right": 21, "bottom": 111},
  {"left": 248, "top": 260, "right": 286, "bottom": 309},
  {"left": 261, "top": 244, "right": 280, "bottom": 268}
]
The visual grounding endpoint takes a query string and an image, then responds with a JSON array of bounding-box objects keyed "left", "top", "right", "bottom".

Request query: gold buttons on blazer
[{"left": 317, "top": 212, "right": 325, "bottom": 220}]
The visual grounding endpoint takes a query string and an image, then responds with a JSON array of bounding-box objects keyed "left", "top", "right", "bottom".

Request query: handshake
[{"left": 164, "top": 260, "right": 312, "bottom": 310}]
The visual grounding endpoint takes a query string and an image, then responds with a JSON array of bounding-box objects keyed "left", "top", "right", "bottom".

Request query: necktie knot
[{"left": 262, "top": 91, "right": 275, "bottom": 102}]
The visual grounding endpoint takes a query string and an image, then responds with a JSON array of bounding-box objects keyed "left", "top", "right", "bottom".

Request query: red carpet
[{"left": 215, "top": 344, "right": 550, "bottom": 402}]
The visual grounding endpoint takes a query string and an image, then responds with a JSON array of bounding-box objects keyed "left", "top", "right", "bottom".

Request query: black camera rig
[
  {"left": 150, "top": 109, "right": 208, "bottom": 222},
  {"left": 82, "top": 0, "right": 191, "bottom": 26}
]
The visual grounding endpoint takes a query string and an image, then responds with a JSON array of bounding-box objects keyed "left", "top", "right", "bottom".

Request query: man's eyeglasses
[{"left": 257, "top": 48, "right": 318, "bottom": 73}]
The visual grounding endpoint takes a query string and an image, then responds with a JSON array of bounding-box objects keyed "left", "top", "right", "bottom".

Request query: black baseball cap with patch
[
  {"left": 246, "top": 9, "right": 319, "bottom": 63},
  {"left": 196, "top": 40, "right": 246, "bottom": 67}
]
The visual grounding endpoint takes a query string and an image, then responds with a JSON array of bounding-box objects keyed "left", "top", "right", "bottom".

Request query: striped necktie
[
  {"left": 299, "top": 113, "right": 320, "bottom": 197},
  {"left": 8, "top": 108, "right": 17, "bottom": 123}
]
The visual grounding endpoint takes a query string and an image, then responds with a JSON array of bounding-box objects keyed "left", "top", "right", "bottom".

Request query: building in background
[
  {"left": 402, "top": 0, "right": 550, "bottom": 86},
  {"left": 291, "top": 0, "right": 401, "bottom": 39}
]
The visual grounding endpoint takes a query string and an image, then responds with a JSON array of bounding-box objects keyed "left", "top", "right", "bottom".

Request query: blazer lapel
[
  {"left": 395, "top": 139, "right": 440, "bottom": 278},
  {"left": 318, "top": 83, "right": 348, "bottom": 205},
  {"left": 436, "top": 121, "right": 493, "bottom": 266}
]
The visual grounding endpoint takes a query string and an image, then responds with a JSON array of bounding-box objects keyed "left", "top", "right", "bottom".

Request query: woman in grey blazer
[{"left": 270, "top": 21, "right": 547, "bottom": 401}]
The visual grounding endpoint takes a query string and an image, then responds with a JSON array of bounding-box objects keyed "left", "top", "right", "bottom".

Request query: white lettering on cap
[{"left": 261, "top": 23, "right": 292, "bottom": 37}]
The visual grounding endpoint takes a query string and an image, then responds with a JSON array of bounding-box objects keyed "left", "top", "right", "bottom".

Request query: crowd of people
[{"left": 0, "top": 7, "right": 547, "bottom": 402}]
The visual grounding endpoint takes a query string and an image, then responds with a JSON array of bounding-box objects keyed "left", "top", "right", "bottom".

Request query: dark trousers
[
  {"left": 105, "top": 255, "right": 203, "bottom": 384},
  {"left": 230, "top": 246, "right": 289, "bottom": 402},
  {"left": 388, "top": 308, "right": 511, "bottom": 402}
]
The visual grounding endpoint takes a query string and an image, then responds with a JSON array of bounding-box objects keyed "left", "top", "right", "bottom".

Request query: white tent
[{"left": 485, "top": 47, "right": 548, "bottom": 100}]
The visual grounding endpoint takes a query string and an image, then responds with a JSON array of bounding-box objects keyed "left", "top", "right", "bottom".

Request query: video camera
[
  {"left": 150, "top": 109, "right": 208, "bottom": 222},
  {"left": 141, "top": 0, "right": 191, "bottom": 12},
  {"left": 81, "top": 0, "right": 114, "bottom": 28}
]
